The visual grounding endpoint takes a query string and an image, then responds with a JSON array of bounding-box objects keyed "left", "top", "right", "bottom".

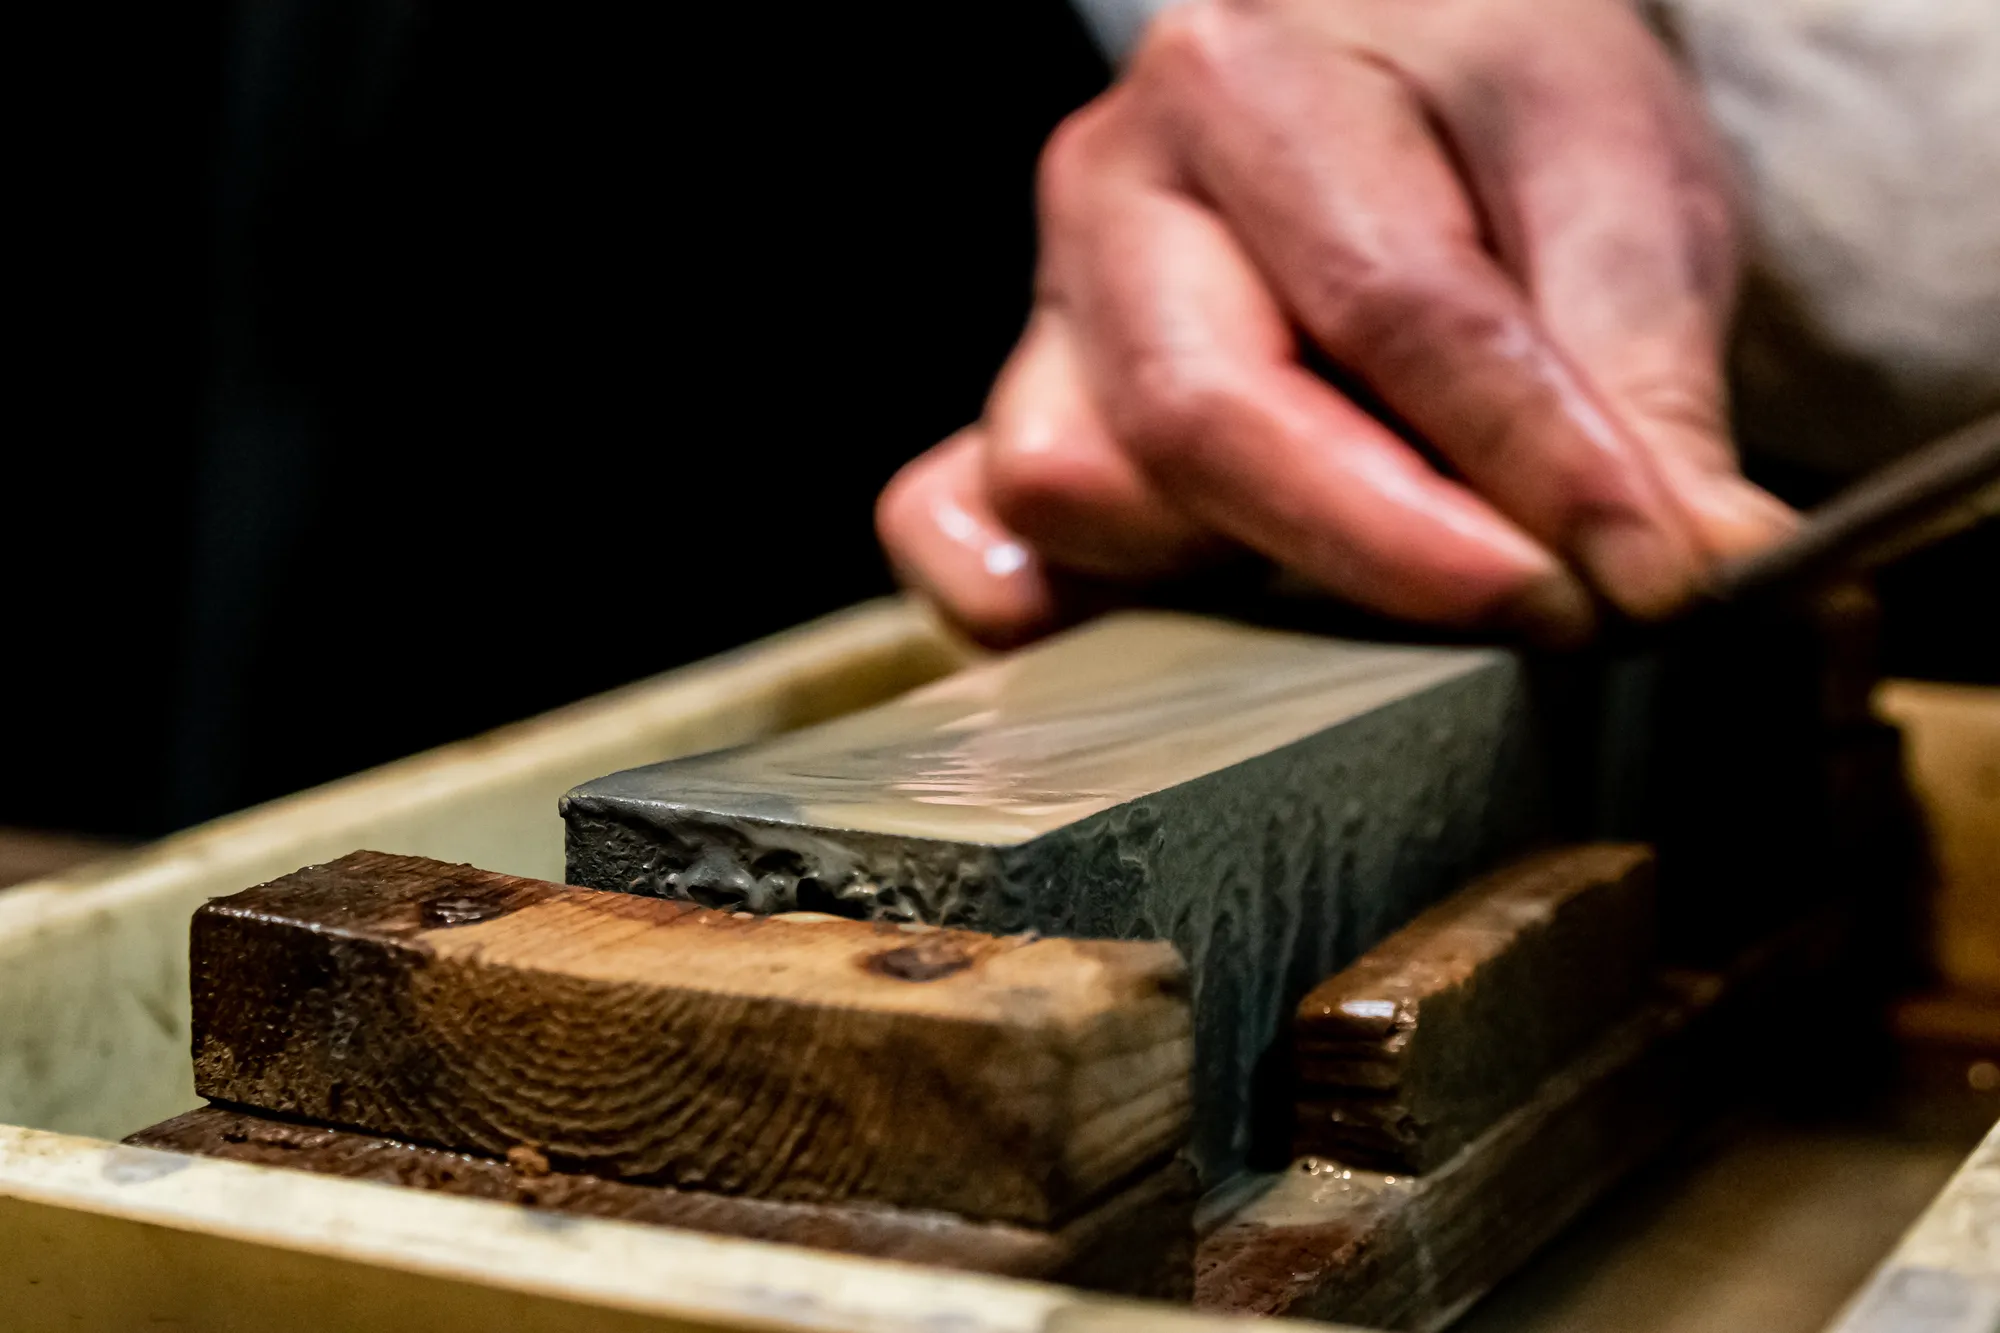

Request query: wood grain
[
  {"left": 5, "top": 1123, "right": 1359, "bottom": 1333},
  {"left": 125, "top": 1106, "right": 1195, "bottom": 1298},
  {"left": 191, "top": 851, "right": 1192, "bottom": 1227},
  {"left": 0, "top": 596, "right": 964, "bottom": 1148},
  {"left": 7, "top": 599, "right": 1359, "bottom": 1333},
  {"left": 1293, "top": 844, "right": 1657, "bottom": 1173}
]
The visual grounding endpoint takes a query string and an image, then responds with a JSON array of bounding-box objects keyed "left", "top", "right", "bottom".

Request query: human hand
[{"left": 877, "top": 0, "right": 1796, "bottom": 647}]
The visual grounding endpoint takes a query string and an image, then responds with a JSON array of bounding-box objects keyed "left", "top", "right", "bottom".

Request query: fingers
[
  {"left": 883, "top": 0, "right": 1781, "bottom": 644},
  {"left": 880, "top": 313, "right": 1216, "bottom": 645},
  {"left": 981, "top": 311, "right": 1217, "bottom": 579},
  {"left": 1133, "top": 6, "right": 1713, "bottom": 618},
  {"left": 1391, "top": 0, "right": 1799, "bottom": 562},
  {"left": 875, "top": 430, "right": 1064, "bottom": 647},
  {"left": 1037, "top": 107, "right": 1595, "bottom": 639}
]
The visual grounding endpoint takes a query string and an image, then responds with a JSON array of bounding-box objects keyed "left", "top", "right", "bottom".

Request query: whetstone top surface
[
  {"left": 564, "top": 611, "right": 1491, "bottom": 848},
  {"left": 192, "top": 851, "right": 1191, "bottom": 1227},
  {"left": 561, "top": 612, "right": 1547, "bottom": 1183}
]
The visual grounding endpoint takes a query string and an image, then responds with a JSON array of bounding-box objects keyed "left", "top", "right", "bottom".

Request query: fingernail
[
  {"left": 1577, "top": 518, "right": 1700, "bottom": 621},
  {"left": 1647, "top": 447, "right": 1802, "bottom": 561},
  {"left": 1498, "top": 570, "right": 1598, "bottom": 649},
  {"left": 1683, "top": 474, "right": 1801, "bottom": 559}
]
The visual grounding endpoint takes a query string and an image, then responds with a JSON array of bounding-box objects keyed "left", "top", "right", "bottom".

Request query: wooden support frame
[
  {"left": 186, "top": 851, "right": 1192, "bottom": 1226},
  {"left": 1291, "top": 844, "right": 1656, "bottom": 1173},
  {"left": 1203, "top": 975, "right": 1714, "bottom": 1329},
  {"left": 0, "top": 597, "right": 1992, "bottom": 1331},
  {"left": 125, "top": 1107, "right": 1198, "bottom": 1296},
  {"left": 0, "top": 1123, "right": 1321, "bottom": 1333}
]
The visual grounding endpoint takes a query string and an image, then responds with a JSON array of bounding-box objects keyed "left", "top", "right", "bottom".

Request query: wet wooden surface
[
  {"left": 126, "top": 1106, "right": 1196, "bottom": 1298},
  {"left": 192, "top": 850, "right": 1191, "bottom": 1226},
  {"left": 1293, "top": 844, "right": 1657, "bottom": 1172}
]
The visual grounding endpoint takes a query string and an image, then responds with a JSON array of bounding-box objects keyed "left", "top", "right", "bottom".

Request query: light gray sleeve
[
  {"left": 1662, "top": 0, "right": 2000, "bottom": 470},
  {"left": 1071, "top": 0, "right": 1185, "bottom": 62}
]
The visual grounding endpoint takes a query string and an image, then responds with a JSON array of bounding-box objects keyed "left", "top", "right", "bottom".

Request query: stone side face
[
  {"left": 562, "top": 806, "right": 1016, "bottom": 925},
  {"left": 1007, "top": 661, "right": 1549, "bottom": 1176},
  {"left": 564, "top": 655, "right": 1549, "bottom": 1183}
]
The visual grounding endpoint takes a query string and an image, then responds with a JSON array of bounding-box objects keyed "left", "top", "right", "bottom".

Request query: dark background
[
  {"left": 7, "top": 3, "right": 1110, "bottom": 839},
  {"left": 7, "top": 4, "right": 1989, "bottom": 844}
]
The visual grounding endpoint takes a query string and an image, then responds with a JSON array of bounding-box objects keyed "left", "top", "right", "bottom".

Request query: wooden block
[
  {"left": 190, "top": 851, "right": 1191, "bottom": 1228},
  {"left": 1197, "top": 901, "right": 1858, "bottom": 1329},
  {"left": 1292, "top": 844, "right": 1657, "bottom": 1173},
  {"left": 1199, "top": 975, "right": 1718, "bottom": 1330},
  {"left": 561, "top": 611, "right": 1550, "bottom": 1181},
  {"left": 1875, "top": 681, "right": 2000, "bottom": 996},
  {"left": 124, "top": 1106, "right": 1197, "bottom": 1299}
]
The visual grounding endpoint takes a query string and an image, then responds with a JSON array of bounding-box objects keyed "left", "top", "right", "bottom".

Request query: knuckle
[
  {"left": 1610, "top": 371, "right": 1734, "bottom": 466},
  {"left": 1618, "top": 374, "right": 1723, "bottom": 434},
  {"left": 1035, "top": 101, "right": 1116, "bottom": 223},
  {"left": 1405, "top": 279, "right": 1522, "bottom": 362},
  {"left": 1111, "top": 356, "right": 1237, "bottom": 476},
  {"left": 1302, "top": 255, "right": 1449, "bottom": 357},
  {"left": 984, "top": 437, "right": 1093, "bottom": 538},
  {"left": 1361, "top": 260, "right": 1524, "bottom": 372},
  {"left": 1128, "top": 2, "right": 1237, "bottom": 99}
]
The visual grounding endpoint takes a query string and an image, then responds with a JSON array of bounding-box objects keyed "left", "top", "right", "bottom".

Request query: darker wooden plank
[
  {"left": 191, "top": 851, "right": 1191, "bottom": 1228},
  {"left": 1292, "top": 844, "right": 1657, "bottom": 1172},
  {"left": 1201, "top": 975, "right": 1717, "bottom": 1330},
  {"left": 1198, "top": 903, "right": 1857, "bottom": 1329},
  {"left": 125, "top": 1106, "right": 1196, "bottom": 1300}
]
